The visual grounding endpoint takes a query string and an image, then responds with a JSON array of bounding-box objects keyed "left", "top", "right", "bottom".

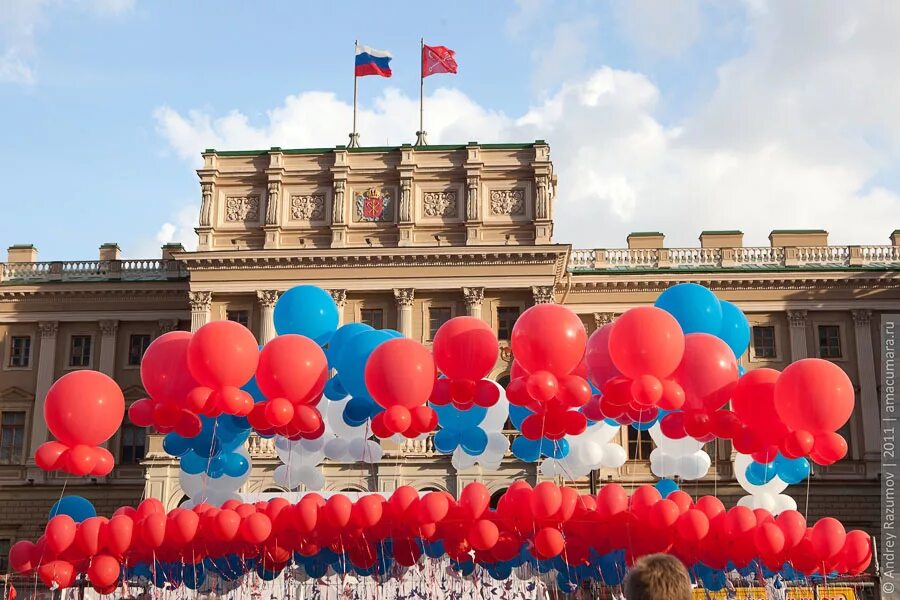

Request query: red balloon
[
  {"left": 102, "top": 515, "right": 133, "bottom": 557},
  {"left": 44, "top": 371, "right": 124, "bottom": 447},
  {"left": 87, "top": 554, "right": 120, "bottom": 589},
  {"left": 532, "top": 482, "right": 563, "bottom": 520},
  {"left": 468, "top": 520, "right": 499, "bottom": 551},
  {"left": 240, "top": 513, "right": 272, "bottom": 544},
  {"left": 811, "top": 517, "right": 846, "bottom": 560},
  {"left": 674, "top": 333, "right": 738, "bottom": 412},
  {"left": 585, "top": 324, "right": 621, "bottom": 389},
  {"left": 38, "top": 560, "right": 75, "bottom": 589},
  {"left": 658, "top": 379, "right": 686, "bottom": 411},
  {"left": 776, "top": 510, "right": 807, "bottom": 550},
  {"left": 174, "top": 411, "right": 203, "bottom": 438},
  {"left": 842, "top": 530, "right": 873, "bottom": 572},
  {"left": 369, "top": 412, "right": 392, "bottom": 439},
  {"left": 810, "top": 432, "right": 848, "bottom": 465},
  {"left": 608, "top": 306, "right": 684, "bottom": 379},
  {"left": 9, "top": 540, "right": 36, "bottom": 573},
  {"left": 756, "top": 522, "right": 786, "bottom": 556},
  {"left": 264, "top": 398, "right": 295, "bottom": 427},
  {"left": 35, "top": 441, "right": 68, "bottom": 471},
  {"left": 419, "top": 492, "right": 450, "bottom": 524},
  {"left": 660, "top": 412, "right": 688, "bottom": 439},
  {"left": 351, "top": 495, "right": 384, "bottom": 529},
  {"left": 127, "top": 398, "right": 155, "bottom": 427},
  {"left": 432, "top": 316, "right": 499, "bottom": 380},
  {"left": 596, "top": 484, "right": 629, "bottom": 520},
  {"left": 91, "top": 447, "right": 115, "bottom": 477},
  {"left": 557, "top": 375, "right": 592, "bottom": 408},
  {"left": 731, "top": 368, "right": 779, "bottom": 428},
  {"left": 459, "top": 482, "right": 490, "bottom": 520},
  {"left": 256, "top": 335, "right": 328, "bottom": 404},
  {"left": 533, "top": 527, "right": 565, "bottom": 558},
  {"left": 46, "top": 516, "right": 76, "bottom": 554},
  {"left": 140, "top": 331, "right": 199, "bottom": 406},
  {"left": 291, "top": 405, "right": 323, "bottom": 434},
  {"left": 383, "top": 405, "right": 412, "bottom": 433},
  {"left": 187, "top": 320, "right": 259, "bottom": 389},
  {"left": 167, "top": 509, "right": 199, "bottom": 545},
  {"left": 526, "top": 371, "right": 559, "bottom": 403},
  {"left": 410, "top": 406, "right": 438, "bottom": 433},
  {"left": 695, "top": 496, "right": 726, "bottom": 520},
  {"left": 473, "top": 379, "right": 500, "bottom": 408},
  {"left": 724, "top": 506, "right": 757, "bottom": 537},
  {"left": 66, "top": 444, "right": 97, "bottom": 476},
  {"left": 774, "top": 359, "right": 854, "bottom": 433},
  {"left": 324, "top": 495, "right": 353, "bottom": 529},
  {"left": 75, "top": 517, "right": 105, "bottom": 557},
  {"left": 630, "top": 375, "right": 663, "bottom": 407},
  {"left": 511, "top": 304, "right": 587, "bottom": 377},
  {"left": 365, "top": 339, "right": 435, "bottom": 410},
  {"left": 139, "top": 513, "right": 166, "bottom": 549},
  {"left": 211, "top": 509, "right": 241, "bottom": 541},
  {"left": 677, "top": 509, "right": 710, "bottom": 542},
  {"left": 782, "top": 430, "right": 816, "bottom": 458},
  {"left": 650, "top": 499, "right": 680, "bottom": 529}
]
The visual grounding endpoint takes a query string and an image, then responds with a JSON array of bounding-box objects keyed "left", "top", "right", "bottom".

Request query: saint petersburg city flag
[{"left": 355, "top": 43, "right": 392, "bottom": 77}]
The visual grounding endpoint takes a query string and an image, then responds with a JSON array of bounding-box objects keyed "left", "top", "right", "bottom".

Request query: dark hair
[{"left": 624, "top": 554, "right": 692, "bottom": 600}]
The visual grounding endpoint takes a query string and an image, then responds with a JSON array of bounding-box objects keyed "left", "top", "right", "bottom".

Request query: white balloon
[
  {"left": 363, "top": 440, "right": 383, "bottom": 463},
  {"left": 772, "top": 494, "right": 798, "bottom": 515},
  {"left": 480, "top": 459, "right": 502, "bottom": 470},
  {"left": 480, "top": 382, "right": 510, "bottom": 432},
  {"left": 297, "top": 465, "right": 325, "bottom": 491},
  {"left": 540, "top": 459, "right": 563, "bottom": 477},
  {"left": 348, "top": 437, "right": 368, "bottom": 461},
  {"left": 324, "top": 397, "right": 369, "bottom": 439},
  {"left": 678, "top": 451, "right": 712, "bottom": 480},
  {"left": 451, "top": 448, "right": 478, "bottom": 470},
  {"left": 733, "top": 453, "right": 789, "bottom": 495},
  {"left": 601, "top": 443, "right": 628, "bottom": 468},
  {"left": 648, "top": 424, "right": 702, "bottom": 456},
  {"left": 575, "top": 441, "right": 604, "bottom": 466},
  {"left": 485, "top": 432, "right": 510, "bottom": 455},
  {"left": 324, "top": 438, "right": 351, "bottom": 461}
]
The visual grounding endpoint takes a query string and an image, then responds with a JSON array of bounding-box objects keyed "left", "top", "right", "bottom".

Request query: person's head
[{"left": 623, "top": 553, "right": 692, "bottom": 600}]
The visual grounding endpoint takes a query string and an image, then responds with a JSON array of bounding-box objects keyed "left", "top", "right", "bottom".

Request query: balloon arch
[{"left": 8, "top": 283, "right": 872, "bottom": 596}]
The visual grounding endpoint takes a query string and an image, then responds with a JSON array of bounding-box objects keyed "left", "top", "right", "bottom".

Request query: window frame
[
  {"left": 359, "top": 307, "right": 385, "bottom": 330},
  {"left": 225, "top": 308, "right": 252, "bottom": 330},
  {"left": 427, "top": 306, "right": 454, "bottom": 341},
  {"left": 118, "top": 422, "right": 148, "bottom": 465},
  {"left": 3, "top": 333, "right": 34, "bottom": 371},
  {"left": 66, "top": 333, "right": 94, "bottom": 370},
  {"left": 496, "top": 305, "right": 523, "bottom": 342},
  {"left": 815, "top": 323, "right": 846, "bottom": 361},
  {"left": 749, "top": 324, "right": 780, "bottom": 362},
  {"left": 0, "top": 410, "right": 28, "bottom": 466},
  {"left": 125, "top": 333, "right": 152, "bottom": 369},
  {"left": 625, "top": 426, "right": 655, "bottom": 462}
]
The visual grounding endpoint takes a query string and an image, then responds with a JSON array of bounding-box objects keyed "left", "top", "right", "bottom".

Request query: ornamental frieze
[
  {"left": 290, "top": 194, "right": 326, "bottom": 221},
  {"left": 224, "top": 195, "right": 260, "bottom": 223},
  {"left": 423, "top": 191, "right": 458, "bottom": 218},
  {"left": 489, "top": 189, "right": 525, "bottom": 216}
]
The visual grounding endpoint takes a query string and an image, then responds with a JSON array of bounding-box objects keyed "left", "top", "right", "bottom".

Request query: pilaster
[
  {"left": 393, "top": 288, "right": 415, "bottom": 338},
  {"left": 189, "top": 291, "right": 213, "bottom": 332},
  {"left": 787, "top": 310, "right": 809, "bottom": 360},
  {"left": 531, "top": 285, "right": 555, "bottom": 305},
  {"left": 329, "top": 289, "right": 348, "bottom": 327},
  {"left": 97, "top": 319, "right": 119, "bottom": 377},
  {"left": 463, "top": 287, "right": 485, "bottom": 320},
  {"left": 29, "top": 321, "right": 59, "bottom": 477},
  {"left": 852, "top": 309, "right": 880, "bottom": 467},
  {"left": 257, "top": 290, "right": 280, "bottom": 344}
]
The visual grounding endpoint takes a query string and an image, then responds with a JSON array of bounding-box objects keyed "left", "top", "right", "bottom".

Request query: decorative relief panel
[
  {"left": 290, "top": 194, "right": 326, "bottom": 221},
  {"left": 353, "top": 187, "right": 393, "bottom": 223},
  {"left": 422, "top": 191, "right": 458, "bottom": 218},
  {"left": 224, "top": 195, "right": 260, "bottom": 223},
  {"left": 489, "top": 189, "right": 525, "bottom": 216}
]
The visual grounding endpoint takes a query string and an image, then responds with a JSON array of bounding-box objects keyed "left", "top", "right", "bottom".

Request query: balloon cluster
[
  {"left": 164, "top": 415, "right": 251, "bottom": 480},
  {"left": 431, "top": 317, "right": 501, "bottom": 408},
  {"left": 8, "top": 482, "right": 872, "bottom": 593},
  {"left": 35, "top": 371, "right": 123, "bottom": 476},
  {"left": 367, "top": 338, "right": 438, "bottom": 438}
]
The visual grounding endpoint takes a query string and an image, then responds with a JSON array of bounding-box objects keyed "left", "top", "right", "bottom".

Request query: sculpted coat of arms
[{"left": 355, "top": 187, "right": 391, "bottom": 222}]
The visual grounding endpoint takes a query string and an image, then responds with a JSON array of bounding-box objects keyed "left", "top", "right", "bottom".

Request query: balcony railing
[
  {"left": 0, "top": 259, "right": 187, "bottom": 283},
  {"left": 567, "top": 245, "right": 900, "bottom": 272}
]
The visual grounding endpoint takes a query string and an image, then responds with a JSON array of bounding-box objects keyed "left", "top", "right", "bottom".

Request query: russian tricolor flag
[{"left": 355, "top": 43, "right": 392, "bottom": 77}]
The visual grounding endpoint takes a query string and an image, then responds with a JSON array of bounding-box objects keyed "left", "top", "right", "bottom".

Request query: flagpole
[
  {"left": 349, "top": 39, "right": 360, "bottom": 148},
  {"left": 416, "top": 37, "right": 427, "bottom": 147}
]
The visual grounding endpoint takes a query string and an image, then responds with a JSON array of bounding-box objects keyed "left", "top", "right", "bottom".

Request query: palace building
[{"left": 0, "top": 141, "right": 897, "bottom": 562}]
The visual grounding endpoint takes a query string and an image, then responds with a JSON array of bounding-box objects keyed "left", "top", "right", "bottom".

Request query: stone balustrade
[
  {"left": 568, "top": 244, "right": 900, "bottom": 272},
  {"left": 0, "top": 258, "right": 187, "bottom": 283}
]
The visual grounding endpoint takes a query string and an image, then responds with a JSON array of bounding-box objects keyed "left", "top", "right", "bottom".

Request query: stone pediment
[
  {"left": 0, "top": 386, "right": 35, "bottom": 403},
  {"left": 122, "top": 385, "right": 148, "bottom": 402}
]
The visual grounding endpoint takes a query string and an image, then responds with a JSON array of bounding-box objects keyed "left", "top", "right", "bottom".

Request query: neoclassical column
[
  {"left": 531, "top": 285, "right": 555, "bottom": 305},
  {"left": 393, "top": 288, "right": 415, "bottom": 338},
  {"left": 29, "top": 321, "right": 59, "bottom": 458},
  {"left": 157, "top": 319, "right": 180, "bottom": 337},
  {"left": 786, "top": 310, "right": 809, "bottom": 360},
  {"left": 189, "top": 291, "right": 213, "bottom": 332},
  {"left": 256, "top": 290, "right": 280, "bottom": 345},
  {"left": 463, "top": 287, "right": 485, "bottom": 320},
  {"left": 329, "top": 289, "right": 347, "bottom": 327},
  {"left": 593, "top": 312, "right": 616, "bottom": 330},
  {"left": 852, "top": 309, "right": 880, "bottom": 462},
  {"left": 97, "top": 320, "right": 119, "bottom": 377}
]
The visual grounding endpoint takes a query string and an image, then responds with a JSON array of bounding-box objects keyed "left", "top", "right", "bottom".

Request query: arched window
[
  {"left": 176, "top": 495, "right": 189, "bottom": 506},
  {"left": 496, "top": 374, "right": 510, "bottom": 389},
  {"left": 263, "top": 487, "right": 286, "bottom": 493},
  {"left": 419, "top": 486, "right": 441, "bottom": 492},
  {"left": 489, "top": 488, "right": 507, "bottom": 510}
]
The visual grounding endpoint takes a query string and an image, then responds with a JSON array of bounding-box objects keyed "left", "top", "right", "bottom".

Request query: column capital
[
  {"left": 98, "top": 319, "right": 119, "bottom": 336},
  {"left": 328, "top": 289, "right": 348, "bottom": 307},
  {"left": 189, "top": 290, "right": 213, "bottom": 311},
  {"left": 531, "top": 285, "right": 555, "bottom": 305},
  {"left": 462, "top": 287, "right": 485, "bottom": 306},
  {"left": 851, "top": 309, "right": 872, "bottom": 327},
  {"left": 393, "top": 288, "right": 415, "bottom": 307},
  {"left": 37, "top": 321, "right": 59, "bottom": 338},
  {"left": 256, "top": 289, "right": 280, "bottom": 308},
  {"left": 786, "top": 310, "right": 808, "bottom": 328},
  {"left": 593, "top": 312, "right": 617, "bottom": 328},
  {"left": 157, "top": 319, "right": 180, "bottom": 335}
]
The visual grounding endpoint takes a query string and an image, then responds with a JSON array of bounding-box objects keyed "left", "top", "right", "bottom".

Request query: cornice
[
  {"left": 174, "top": 245, "right": 569, "bottom": 271},
  {"left": 0, "top": 287, "right": 189, "bottom": 304}
]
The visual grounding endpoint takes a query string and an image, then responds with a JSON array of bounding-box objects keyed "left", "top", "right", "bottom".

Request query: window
[
  {"left": 0, "top": 411, "right": 26, "bottom": 464},
  {"left": 627, "top": 428, "right": 653, "bottom": 461},
  {"left": 490, "top": 489, "right": 507, "bottom": 510},
  {"left": 360, "top": 308, "right": 384, "bottom": 330},
  {"left": 127, "top": 334, "right": 151, "bottom": 366},
  {"left": 120, "top": 424, "right": 147, "bottom": 465},
  {"left": 752, "top": 326, "right": 777, "bottom": 359},
  {"left": 0, "top": 538, "right": 9, "bottom": 573},
  {"left": 818, "top": 325, "right": 842, "bottom": 359},
  {"left": 69, "top": 335, "right": 92, "bottom": 367},
  {"left": 8, "top": 336, "right": 31, "bottom": 368},
  {"left": 226, "top": 310, "right": 250, "bottom": 328},
  {"left": 497, "top": 307, "right": 521, "bottom": 341},
  {"left": 428, "top": 307, "right": 452, "bottom": 339}
]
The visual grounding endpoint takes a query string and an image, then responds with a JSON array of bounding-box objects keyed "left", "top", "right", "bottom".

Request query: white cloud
[
  {"left": 531, "top": 18, "right": 600, "bottom": 92},
  {"left": 128, "top": 202, "right": 198, "bottom": 258},
  {"left": 0, "top": 48, "right": 34, "bottom": 84},
  {"left": 613, "top": 0, "right": 704, "bottom": 58},
  {"left": 153, "top": 4, "right": 900, "bottom": 249}
]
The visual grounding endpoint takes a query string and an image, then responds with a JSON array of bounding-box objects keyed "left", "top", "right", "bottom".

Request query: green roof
[
  {"left": 206, "top": 142, "right": 540, "bottom": 157},
  {"left": 701, "top": 230, "right": 743, "bottom": 235},
  {"left": 770, "top": 229, "right": 828, "bottom": 234},
  {"left": 627, "top": 231, "right": 665, "bottom": 237}
]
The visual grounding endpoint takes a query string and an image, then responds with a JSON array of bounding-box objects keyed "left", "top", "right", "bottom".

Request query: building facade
[{"left": 0, "top": 142, "right": 898, "bottom": 564}]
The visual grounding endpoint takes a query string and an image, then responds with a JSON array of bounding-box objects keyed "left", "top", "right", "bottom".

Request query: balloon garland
[{"left": 16, "top": 283, "right": 871, "bottom": 594}]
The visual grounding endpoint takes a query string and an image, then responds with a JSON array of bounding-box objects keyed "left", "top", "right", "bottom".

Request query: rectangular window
[
  {"left": 0, "top": 538, "right": 9, "bottom": 573},
  {"left": 8, "top": 336, "right": 31, "bottom": 368},
  {"left": 627, "top": 428, "right": 654, "bottom": 461},
  {"left": 127, "top": 334, "right": 151, "bottom": 366},
  {"left": 226, "top": 310, "right": 250, "bottom": 328},
  {"left": 120, "top": 424, "right": 147, "bottom": 465},
  {"left": 752, "top": 326, "right": 777, "bottom": 359},
  {"left": 360, "top": 308, "right": 384, "bottom": 330},
  {"left": 818, "top": 325, "right": 842, "bottom": 359},
  {"left": 69, "top": 335, "right": 92, "bottom": 367},
  {"left": 428, "top": 307, "right": 452, "bottom": 339},
  {"left": 497, "top": 307, "right": 521, "bottom": 341},
  {"left": 0, "top": 411, "right": 26, "bottom": 464}
]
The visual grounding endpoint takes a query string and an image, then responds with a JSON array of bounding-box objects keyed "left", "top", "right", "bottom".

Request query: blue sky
[{"left": 1, "top": 1, "right": 898, "bottom": 260}]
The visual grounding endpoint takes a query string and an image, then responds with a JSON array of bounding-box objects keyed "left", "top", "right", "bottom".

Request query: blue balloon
[
  {"left": 655, "top": 283, "right": 723, "bottom": 335},
  {"left": 508, "top": 404, "right": 533, "bottom": 430},
  {"left": 718, "top": 300, "right": 751, "bottom": 358},
  {"left": 604, "top": 418, "right": 620, "bottom": 427},
  {"left": 241, "top": 374, "right": 266, "bottom": 403},
  {"left": 223, "top": 451, "right": 250, "bottom": 477},
  {"left": 746, "top": 460, "right": 777, "bottom": 485},
  {"left": 547, "top": 439, "right": 569, "bottom": 459},
  {"left": 163, "top": 433, "right": 192, "bottom": 457},
  {"left": 775, "top": 454, "right": 810, "bottom": 485},
  {"left": 343, "top": 396, "right": 374, "bottom": 426},
  {"left": 738, "top": 364, "right": 746, "bottom": 377},
  {"left": 180, "top": 451, "right": 207, "bottom": 475},
  {"left": 654, "top": 478, "right": 679, "bottom": 498},
  {"left": 433, "top": 401, "right": 487, "bottom": 431},
  {"left": 49, "top": 495, "right": 96, "bottom": 523},
  {"left": 423, "top": 540, "right": 445, "bottom": 559},
  {"left": 335, "top": 329, "right": 394, "bottom": 398},
  {"left": 326, "top": 323, "right": 373, "bottom": 367},
  {"left": 433, "top": 428, "right": 462, "bottom": 454},
  {"left": 274, "top": 285, "right": 339, "bottom": 345},
  {"left": 324, "top": 376, "right": 347, "bottom": 400},
  {"left": 460, "top": 427, "right": 488, "bottom": 456},
  {"left": 511, "top": 436, "right": 542, "bottom": 462}
]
